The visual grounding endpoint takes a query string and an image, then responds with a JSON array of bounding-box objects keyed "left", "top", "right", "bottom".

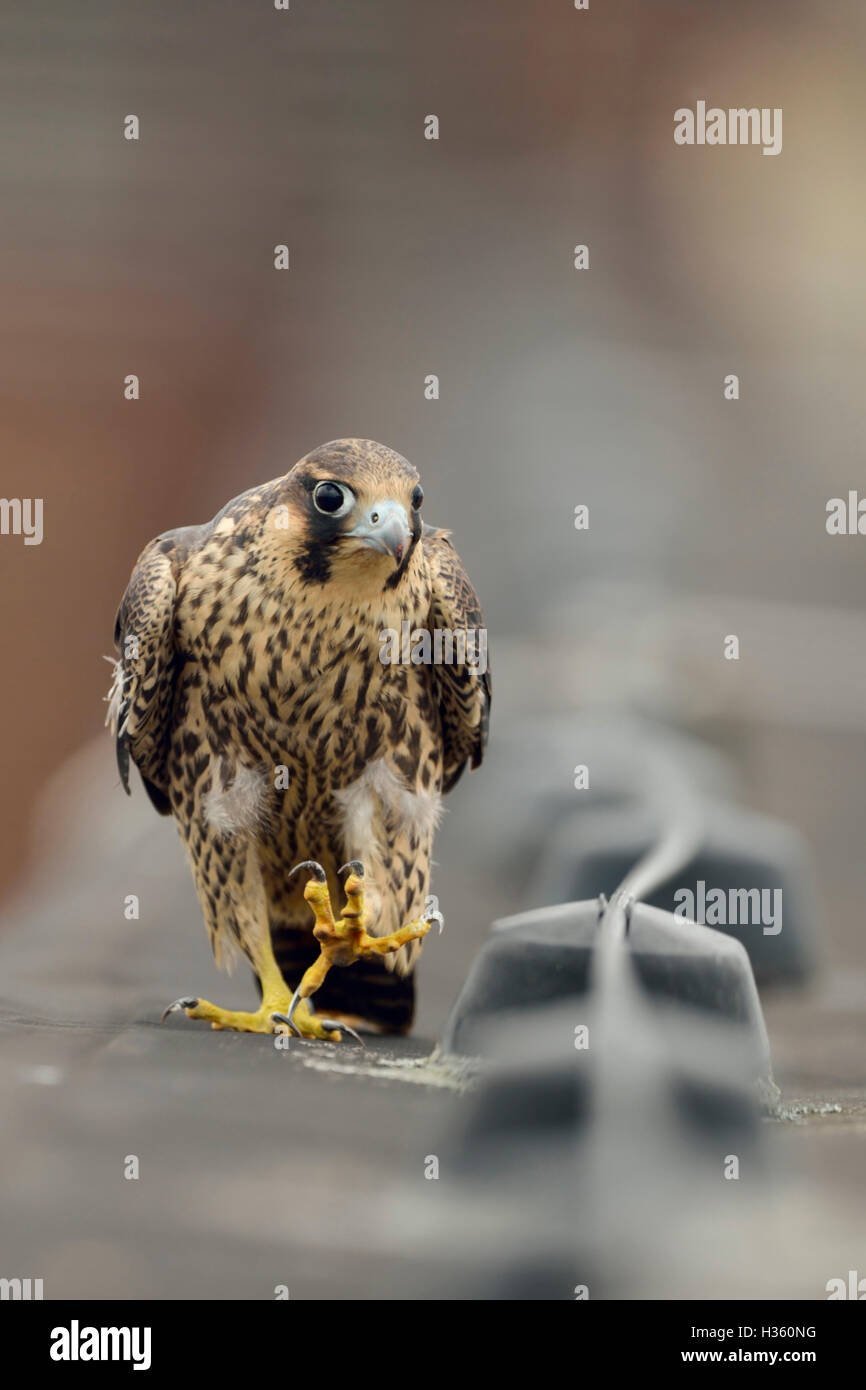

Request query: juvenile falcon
[{"left": 106, "top": 439, "right": 490, "bottom": 1040}]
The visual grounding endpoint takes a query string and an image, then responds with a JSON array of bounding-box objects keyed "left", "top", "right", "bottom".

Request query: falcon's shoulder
[
  {"left": 108, "top": 523, "right": 205, "bottom": 814},
  {"left": 422, "top": 524, "right": 491, "bottom": 794}
]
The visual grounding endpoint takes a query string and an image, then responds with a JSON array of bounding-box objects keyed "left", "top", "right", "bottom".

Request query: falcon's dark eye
[
  {"left": 313, "top": 481, "right": 353, "bottom": 517},
  {"left": 411, "top": 485, "right": 424, "bottom": 511}
]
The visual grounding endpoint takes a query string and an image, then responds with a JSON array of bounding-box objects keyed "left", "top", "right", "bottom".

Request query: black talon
[
  {"left": 276, "top": 989, "right": 365, "bottom": 1046},
  {"left": 338, "top": 861, "right": 365, "bottom": 878},
  {"left": 272, "top": 1009, "right": 363, "bottom": 1046},
  {"left": 161, "top": 996, "right": 198, "bottom": 1023},
  {"left": 270, "top": 1012, "right": 299, "bottom": 1036},
  {"left": 289, "top": 860, "right": 327, "bottom": 882},
  {"left": 317, "top": 1019, "right": 365, "bottom": 1047}
]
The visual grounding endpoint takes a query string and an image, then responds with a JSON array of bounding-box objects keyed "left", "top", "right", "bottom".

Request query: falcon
[{"left": 106, "top": 439, "right": 490, "bottom": 1040}]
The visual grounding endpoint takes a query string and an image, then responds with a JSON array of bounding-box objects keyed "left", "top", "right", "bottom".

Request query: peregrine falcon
[{"left": 106, "top": 439, "right": 490, "bottom": 1040}]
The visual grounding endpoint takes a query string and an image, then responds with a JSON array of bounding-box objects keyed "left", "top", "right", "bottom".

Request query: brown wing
[
  {"left": 108, "top": 526, "right": 203, "bottom": 814},
  {"left": 423, "top": 525, "right": 491, "bottom": 794}
]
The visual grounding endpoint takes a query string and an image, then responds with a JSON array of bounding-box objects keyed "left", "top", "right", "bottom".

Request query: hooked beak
[{"left": 346, "top": 499, "right": 412, "bottom": 566}]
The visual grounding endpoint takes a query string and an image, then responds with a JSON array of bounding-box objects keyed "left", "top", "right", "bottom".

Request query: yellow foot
[
  {"left": 275, "top": 859, "right": 441, "bottom": 1046},
  {"left": 160, "top": 994, "right": 342, "bottom": 1040}
]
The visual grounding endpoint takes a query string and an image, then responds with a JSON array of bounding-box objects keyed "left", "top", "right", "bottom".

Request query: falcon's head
[{"left": 281, "top": 439, "right": 425, "bottom": 588}]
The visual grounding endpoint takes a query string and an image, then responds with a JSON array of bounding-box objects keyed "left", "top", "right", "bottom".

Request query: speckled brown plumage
[{"left": 108, "top": 439, "right": 490, "bottom": 1032}]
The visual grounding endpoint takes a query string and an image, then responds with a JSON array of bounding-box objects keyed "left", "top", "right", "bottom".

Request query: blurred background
[{"left": 0, "top": 0, "right": 865, "bottom": 1300}]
